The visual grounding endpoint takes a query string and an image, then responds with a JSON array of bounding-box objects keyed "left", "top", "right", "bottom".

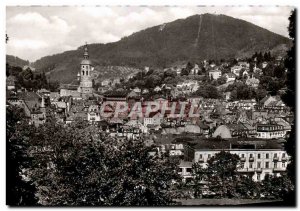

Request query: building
[
  {"left": 143, "top": 111, "right": 162, "bottom": 127},
  {"left": 6, "top": 75, "right": 16, "bottom": 90},
  {"left": 178, "top": 161, "right": 193, "bottom": 183},
  {"left": 262, "top": 62, "right": 268, "bottom": 68},
  {"left": 224, "top": 73, "right": 236, "bottom": 83},
  {"left": 259, "top": 95, "right": 286, "bottom": 111},
  {"left": 190, "top": 64, "right": 200, "bottom": 75},
  {"left": 30, "top": 96, "right": 47, "bottom": 127},
  {"left": 256, "top": 123, "right": 286, "bottom": 139},
  {"left": 59, "top": 43, "right": 94, "bottom": 98},
  {"left": 209, "top": 69, "right": 222, "bottom": 80},
  {"left": 246, "top": 76, "right": 260, "bottom": 88},
  {"left": 194, "top": 139, "right": 288, "bottom": 181},
  {"left": 78, "top": 43, "right": 94, "bottom": 94},
  {"left": 231, "top": 65, "right": 243, "bottom": 76},
  {"left": 88, "top": 105, "right": 101, "bottom": 123}
]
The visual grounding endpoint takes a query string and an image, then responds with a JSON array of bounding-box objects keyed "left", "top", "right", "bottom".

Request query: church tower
[{"left": 78, "top": 42, "right": 93, "bottom": 94}]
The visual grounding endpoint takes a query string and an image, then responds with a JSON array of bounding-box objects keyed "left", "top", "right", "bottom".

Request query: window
[
  {"left": 249, "top": 163, "right": 253, "bottom": 168},
  {"left": 250, "top": 154, "right": 253, "bottom": 158},
  {"left": 257, "top": 173, "right": 261, "bottom": 181},
  {"left": 186, "top": 168, "right": 192, "bottom": 173},
  {"left": 82, "top": 70, "right": 84, "bottom": 75},
  {"left": 282, "top": 162, "right": 286, "bottom": 168},
  {"left": 274, "top": 162, "right": 277, "bottom": 168},
  {"left": 258, "top": 153, "right": 261, "bottom": 159},
  {"left": 282, "top": 153, "right": 286, "bottom": 158},
  {"left": 274, "top": 153, "right": 278, "bottom": 158},
  {"left": 200, "top": 154, "right": 203, "bottom": 159},
  {"left": 241, "top": 154, "right": 245, "bottom": 158},
  {"left": 265, "top": 162, "right": 269, "bottom": 168},
  {"left": 266, "top": 153, "right": 269, "bottom": 159},
  {"left": 257, "top": 162, "right": 261, "bottom": 168},
  {"left": 208, "top": 154, "right": 211, "bottom": 159}
]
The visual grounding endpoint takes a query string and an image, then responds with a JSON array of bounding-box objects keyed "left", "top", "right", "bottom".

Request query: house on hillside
[
  {"left": 246, "top": 76, "right": 260, "bottom": 88},
  {"left": 6, "top": 75, "right": 16, "bottom": 90},
  {"left": 209, "top": 69, "right": 222, "bottom": 80},
  {"left": 190, "top": 64, "right": 200, "bottom": 75},
  {"left": 224, "top": 73, "right": 236, "bottom": 83}
]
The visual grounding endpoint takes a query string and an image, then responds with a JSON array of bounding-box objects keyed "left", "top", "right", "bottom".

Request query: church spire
[{"left": 83, "top": 42, "right": 89, "bottom": 59}]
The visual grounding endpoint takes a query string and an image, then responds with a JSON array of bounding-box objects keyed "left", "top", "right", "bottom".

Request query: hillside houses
[
  {"left": 176, "top": 80, "right": 199, "bottom": 94},
  {"left": 246, "top": 76, "right": 260, "bottom": 88},
  {"left": 208, "top": 69, "right": 222, "bottom": 80},
  {"left": 224, "top": 73, "right": 236, "bottom": 83}
]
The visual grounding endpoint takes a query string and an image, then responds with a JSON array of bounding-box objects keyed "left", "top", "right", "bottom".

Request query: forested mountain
[
  {"left": 9, "top": 14, "right": 291, "bottom": 83},
  {"left": 6, "top": 55, "right": 29, "bottom": 68}
]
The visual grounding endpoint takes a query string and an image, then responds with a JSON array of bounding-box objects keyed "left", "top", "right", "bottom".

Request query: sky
[{"left": 6, "top": 6, "right": 294, "bottom": 62}]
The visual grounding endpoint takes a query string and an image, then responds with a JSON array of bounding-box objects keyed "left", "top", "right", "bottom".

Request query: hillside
[
  {"left": 31, "top": 13, "right": 291, "bottom": 83},
  {"left": 6, "top": 55, "right": 29, "bottom": 67}
]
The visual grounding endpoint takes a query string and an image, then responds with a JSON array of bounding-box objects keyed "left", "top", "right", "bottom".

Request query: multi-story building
[
  {"left": 256, "top": 123, "right": 286, "bottom": 139},
  {"left": 178, "top": 160, "right": 193, "bottom": 183},
  {"left": 193, "top": 139, "right": 288, "bottom": 181},
  {"left": 88, "top": 105, "right": 101, "bottom": 123}
]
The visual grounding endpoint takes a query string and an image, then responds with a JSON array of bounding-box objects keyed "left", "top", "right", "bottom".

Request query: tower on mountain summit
[{"left": 78, "top": 42, "right": 93, "bottom": 94}]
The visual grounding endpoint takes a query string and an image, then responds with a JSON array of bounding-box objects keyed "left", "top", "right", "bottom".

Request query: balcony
[
  {"left": 255, "top": 168, "right": 262, "bottom": 173},
  {"left": 240, "top": 157, "right": 246, "bottom": 162},
  {"left": 282, "top": 157, "right": 287, "bottom": 161},
  {"left": 249, "top": 157, "right": 254, "bottom": 162},
  {"left": 198, "top": 158, "right": 205, "bottom": 163},
  {"left": 238, "top": 168, "right": 248, "bottom": 172},
  {"left": 273, "top": 157, "right": 279, "bottom": 162},
  {"left": 273, "top": 168, "right": 285, "bottom": 172}
]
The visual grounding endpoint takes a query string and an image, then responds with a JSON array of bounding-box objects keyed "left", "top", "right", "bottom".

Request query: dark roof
[
  {"left": 17, "top": 92, "right": 40, "bottom": 101},
  {"left": 193, "top": 138, "right": 284, "bottom": 150},
  {"left": 104, "top": 90, "right": 129, "bottom": 97}
]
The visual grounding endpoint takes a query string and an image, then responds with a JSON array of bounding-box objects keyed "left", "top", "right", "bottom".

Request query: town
[
  {"left": 6, "top": 40, "right": 294, "bottom": 205},
  {"left": 6, "top": 5, "right": 297, "bottom": 207}
]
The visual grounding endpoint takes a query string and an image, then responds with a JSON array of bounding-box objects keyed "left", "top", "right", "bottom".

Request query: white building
[
  {"left": 88, "top": 105, "right": 101, "bottom": 123},
  {"left": 256, "top": 124, "right": 286, "bottom": 139},
  {"left": 194, "top": 142, "right": 288, "bottom": 181},
  {"left": 224, "top": 73, "right": 236, "bottom": 83},
  {"left": 178, "top": 161, "right": 193, "bottom": 183},
  {"left": 231, "top": 65, "right": 243, "bottom": 76},
  {"left": 209, "top": 70, "right": 222, "bottom": 80}
]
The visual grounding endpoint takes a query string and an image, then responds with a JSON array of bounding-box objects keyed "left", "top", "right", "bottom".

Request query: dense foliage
[
  {"left": 6, "top": 106, "right": 38, "bottom": 206},
  {"left": 6, "top": 63, "right": 60, "bottom": 91},
  {"left": 19, "top": 119, "right": 181, "bottom": 206},
  {"left": 281, "top": 9, "right": 296, "bottom": 206}
]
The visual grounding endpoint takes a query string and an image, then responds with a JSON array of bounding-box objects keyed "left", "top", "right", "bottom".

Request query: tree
[
  {"left": 281, "top": 9, "right": 296, "bottom": 206},
  {"left": 180, "top": 68, "right": 189, "bottom": 76},
  {"left": 29, "top": 121, "right": 181, "bottom": 206},
  {"left": 6, "top": 106, "right": 38, "bottom": 206},
  {"left": 236, "top": 175, "right": 260, "bottom": 199},
  {"left": 191, "top": 162, "right": 209, "bottom": 198},
  {"left": 192, "top": 151, "right": 241, "bottom": 198},
  {"left": 216, "top": 75, "right": 227, "bottom": 85},
  {"left": 255, "top": 88, "right": 267, "bottom": 101},
  {"left": 261, "top": 174, "right": 294, "bottom": 199},
  {"left": 226, "top": 82, "right": 255, "bottom": 100},
  {"left": 194, "top": 85, "right": 220, "bottom": 99}
]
